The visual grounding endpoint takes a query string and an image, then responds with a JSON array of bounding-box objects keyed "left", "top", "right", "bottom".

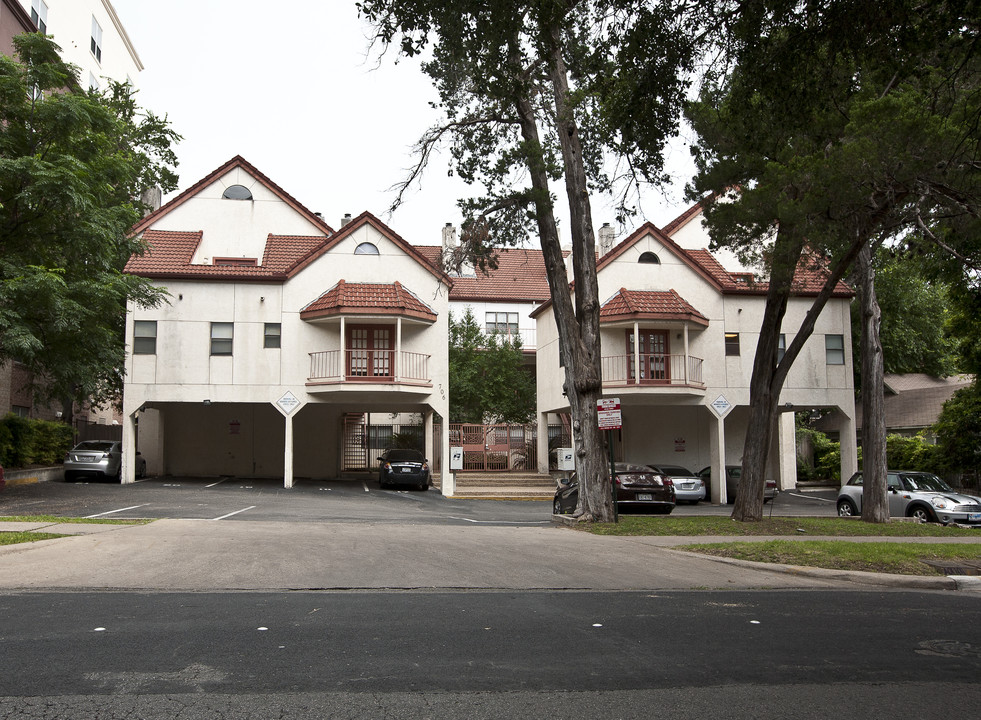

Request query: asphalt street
[
  {"left": 2, "top": 478, "right": 978, "bottom": 718},
  {"left": 1, "top": 589, "right": 979, "bottom": 719}
]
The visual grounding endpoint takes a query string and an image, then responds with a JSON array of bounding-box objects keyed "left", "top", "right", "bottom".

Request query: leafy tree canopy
[
  {"left": 0, "top": 33, "right": 179, "bottom": 409},
  {"left": 449, "top": 308, "right": 536, "bottom": 424},
  {"left": 852, "top": 251, "right": 959, "bottom": 380}
]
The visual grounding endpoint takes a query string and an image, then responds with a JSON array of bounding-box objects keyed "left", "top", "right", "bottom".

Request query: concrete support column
[
  {"left": 537, "top": 410, "right": 550, "bottom": 474},
  {"left": 777, "top": 411, "right": 797, "bottom": 491},
  {"left": 441, "top": 417, "right": 455, "bottom": 497},
  {"left": 708, "top": 408, "right": 727, "bottom": 504},
  {"left": 424, "top": 409, "right": 434, "bottom": 465},
  {"left": 633, "top": 321, "right": 640, "bottom": 383},
  {"left": 283, "top": 412, "right": 294, "bottom": 489},
  {"left": 121, "top": 411, "right": 138, "bottom": 484},
  {"left": 838, "top": 409, "right": 858, "bottom": 487},
  {"left": 396, "top": 317, "right": 403, "bottom": 382}
]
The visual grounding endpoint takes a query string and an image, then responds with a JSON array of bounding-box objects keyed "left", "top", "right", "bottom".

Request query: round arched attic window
[
  {"left": 222, "top": 184, "right": 253, "bottom": 200},
  {"left": 355, "top": 242, "right": 379, "bottom": 255},
  {"left": 639, "top": 251, "right": 660, "bottom": 264}
]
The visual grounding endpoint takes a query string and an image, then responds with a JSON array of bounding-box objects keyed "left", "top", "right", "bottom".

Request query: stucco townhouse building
[
  {"left": 532, "top": 205, "right": 859, "bottom": 503},
  {"left": 120, "top": 156, "right": 453, "bottom": 489}
]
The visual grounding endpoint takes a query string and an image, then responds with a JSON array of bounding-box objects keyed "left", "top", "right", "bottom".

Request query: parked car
[
  {"left": 647, "top": 464, "right": 706, "bottom": 503},
  {"left": 553, "top": 462, "right": 675, "bottom": 515},
  {"left": 64, "top": 441, "right": 146, "bottom": 482},
  {"left": 378, "top": 449, "right": 431, "bottom": 490},
  {"left": 697, "top": 465, "right": 777, "bottom": 504},
  {"left": 837, "top": 471, "right": 981, "bottom": 525}
]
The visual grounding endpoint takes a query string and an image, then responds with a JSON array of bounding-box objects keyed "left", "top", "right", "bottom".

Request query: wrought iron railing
[{"left": 600, "top": 353, "right": 704, "bottom": 387}]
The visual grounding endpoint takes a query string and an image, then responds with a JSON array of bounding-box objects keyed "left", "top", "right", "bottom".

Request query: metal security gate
[{"left": 449, "top": 423, "right": 537, "bottom": 472}]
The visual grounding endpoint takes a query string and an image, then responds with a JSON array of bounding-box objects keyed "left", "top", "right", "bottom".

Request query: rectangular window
[
  {"left": 90, "top": 16, "right": 102, "bottom": 62},
  {"left": 133, "top": 320, "right": 157, "bottom": 355},
  {"left": 12, "top": 405, "right": 30, "bottom": 418},
  {"left": 31, "top": 0, "right": 48, "bottom": 33},
  {"left": 213, "top": 257, "right": 258, "bottom": 266},
  {"left": 88, "top": 72, "right": 99, "bottom": 91},
  {"left": 826, "top": 334, "right": 845, "bottom": 365},
  {"left": 485, "top": 312, "right": 518, "bottom": 335},
  {"left": 211, "top": 322, "right": 233, "bottom": 356},
  {"left": 725, "top": 332, "right": 740, "bottom": 356},
  {"left": 264, "top": 323, "right": 281, "bottom": 349},
  {"left": 777, "top": 334, "right": 786, "bottom": 363}
]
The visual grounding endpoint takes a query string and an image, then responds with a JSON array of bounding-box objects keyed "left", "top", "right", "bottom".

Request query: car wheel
[
  {"left": 908, "top": 505, "right": 936, "bottom": 523},
  {"left": 553, "top": 498, "right": 564, "bottom": 515},
  {"left": 837, "top": 498, "right": 858, "bottom": 517},
  {"left": 418, "top": 480, "right": 428, "bottom": 491}
]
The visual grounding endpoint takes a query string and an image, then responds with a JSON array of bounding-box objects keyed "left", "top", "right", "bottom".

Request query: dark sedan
[
  {"left": 553, "top": 462, "right": 675, "bottom": 515},
  {"left": 378, "top": 449, "right": 431, "bottom": 490},
  {"left": 698, "top": 465, "right": 777, "bottom": 504}
]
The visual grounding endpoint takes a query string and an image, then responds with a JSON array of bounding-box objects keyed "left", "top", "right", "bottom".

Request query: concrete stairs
[{"left": 436, "top": 472, "right": 557, "bottom": 500}]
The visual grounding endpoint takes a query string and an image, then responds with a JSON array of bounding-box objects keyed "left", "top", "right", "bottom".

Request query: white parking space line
[
  {"left": 448, "top": 516, "right": 550, "bottom": 525},
  {"left": 211, "top": 506, "right": 256, "bottom": 521},
  {"left": 785, "top": 492, "right": 834, "bottom": 503},
  {"left": 362, "top": 482, "right": 370, "bottom": 493},
  {"left": 84, "top": 504, "right": 149, "bottom": 519},
  {"left": 204, "top": 478, "right": 228, "bottom": 488}
]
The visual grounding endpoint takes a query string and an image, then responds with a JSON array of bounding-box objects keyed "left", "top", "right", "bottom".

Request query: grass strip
[
  {"left": 677, "top": 540, "right": 981, "bottom": 576},
  {"left": 0, "top": 515, "right": 149, "bottom": 525},
  {"left": 0, "top": 532, "right": 68, "bottom": 546},
  {"left": 580, "top": 516, "right": 981, "bottom": 537}
]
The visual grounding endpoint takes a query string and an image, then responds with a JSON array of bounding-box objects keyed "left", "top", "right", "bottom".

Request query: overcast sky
[{"left": 110, "top": 0, "right": 695, "bottom": 247}]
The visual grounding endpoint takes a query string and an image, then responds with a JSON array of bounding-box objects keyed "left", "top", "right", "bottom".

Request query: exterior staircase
[{"left": 435, "top": 472, "right": 557, "bottom": 499}]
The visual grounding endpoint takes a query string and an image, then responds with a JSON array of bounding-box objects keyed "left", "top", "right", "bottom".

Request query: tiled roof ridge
[{"left": 661, "top": 196, "right": 708, "bottom": 236}]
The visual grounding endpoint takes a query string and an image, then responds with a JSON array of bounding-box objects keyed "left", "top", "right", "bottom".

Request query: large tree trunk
[
  {"left": 857, "top": 244, "right": 889, "bottom": 522},
  {"left": 732, "top": 229, "right": 803, "bottom": 521},
  {"left": 511, "top": 40, "right": 613, "bottom": 522},
  {"left": 733, "top": 225, "right": 869, "bottom": 521}
]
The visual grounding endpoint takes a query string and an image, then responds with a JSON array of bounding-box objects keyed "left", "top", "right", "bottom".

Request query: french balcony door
[
  {"left": 627, "top": 330, "right": 669, "bottom": 383},
  {"left": 347, "top": 325, "right": 394, "bottom": 379}
]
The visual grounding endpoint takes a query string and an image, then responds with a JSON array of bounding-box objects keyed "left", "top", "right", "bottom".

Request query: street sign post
[{"left": 597, "top": 398, "right": 622, "bottom": 521}]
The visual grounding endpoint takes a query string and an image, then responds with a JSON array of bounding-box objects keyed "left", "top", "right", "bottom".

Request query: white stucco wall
[
  {"left": 122, "top": 172, "right": 450, "bottom": 483},
  {"left": 21, "top": 0, "right": 143, "bottom": 87}
]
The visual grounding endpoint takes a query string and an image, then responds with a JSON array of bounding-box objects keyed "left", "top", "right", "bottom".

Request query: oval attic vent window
[
  {"left": 638, "top": 251, "right": 660, "bottom": 264},
  {"left": 355, "top": 242, "right": 379, "bottom": 255},
  {"left": 222, "top": 184, "right": 253, "bottom": 200}
]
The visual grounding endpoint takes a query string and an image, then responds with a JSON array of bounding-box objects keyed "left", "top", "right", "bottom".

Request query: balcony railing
[
  {"left": 309, "top": 350, "right": 430, "bottom": 383},
  {"left": 483, "top": 327, "right": 537, "bottom": 350},
  {"left": 601, "top": 353, "right": 704, "bottom": 388}
]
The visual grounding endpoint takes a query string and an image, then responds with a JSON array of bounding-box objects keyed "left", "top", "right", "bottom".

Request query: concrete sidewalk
[{"left": 1, "top": 518, "right": 979, "bottom": 593}]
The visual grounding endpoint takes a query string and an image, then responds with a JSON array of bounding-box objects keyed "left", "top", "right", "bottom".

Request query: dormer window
[
  {"left": 638, "top": 252, "right": 660, "bottom": 264},
  {"left": 214, "top": 257, "right": 257, "bottom": 267},
  {"left": 355, "top": 242, "right": 379, "bottom": 255},
  {"left": 732, "top": 272, "right": 754, "bottom": 285},
  {"left": 222, "top": 185, "right": 253, "bottom": 200}
]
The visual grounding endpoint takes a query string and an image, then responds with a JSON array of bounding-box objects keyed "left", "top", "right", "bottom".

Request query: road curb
[{"left": 660, "top": 547, "right": 961, "bottom": 591}]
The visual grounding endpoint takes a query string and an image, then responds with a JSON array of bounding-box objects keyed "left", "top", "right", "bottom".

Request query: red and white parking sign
[{"left": 597, "top": 398, "right": 622, "bottom": 430}]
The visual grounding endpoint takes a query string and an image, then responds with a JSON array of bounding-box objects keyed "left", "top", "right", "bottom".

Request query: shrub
[{"left": 0, "top": 414, "right": 74, "bottom": 467}]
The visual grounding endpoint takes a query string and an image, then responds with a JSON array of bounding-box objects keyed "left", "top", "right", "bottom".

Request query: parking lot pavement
[
  {"left": 0, "top": 475, "right": 839, "bottom": 526},
  {"left": 0, "top": 476, "right": 556, "bottom": 526}
]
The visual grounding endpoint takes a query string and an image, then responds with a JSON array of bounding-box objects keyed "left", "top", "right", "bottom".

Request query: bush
[
  {"left": 885, "top": 433, "right": 943, "bottom": 473},
  {"left": 0, "top": 414, "right": 74, "bottom": 468}
]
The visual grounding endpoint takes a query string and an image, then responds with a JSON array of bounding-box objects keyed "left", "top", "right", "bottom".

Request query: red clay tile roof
[
  {"left": 126, "top": 213, "right": 451, "bottom": 286},
  {"left": 600, "top": 289, "right": 709, "bottom": 326},
  {"left": 300, "top": 280, "right": 437, "bottom": 322},
  {"left": 124, "top": 230, "right": 330, "bottom": 280},
  {"left": 130, "top": 156, "right": 335, "bottom": 237},
  {"left": 414, "top": 246, "right": 553, "bottom": 302}
]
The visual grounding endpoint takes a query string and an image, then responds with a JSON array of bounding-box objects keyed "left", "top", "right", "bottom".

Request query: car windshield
[
  {"left": 74, "top": 441, "right": 115, "bottom": 452},
  {"left": 901, "top": 473, "right": 953, "bottom": 492},
  {"left": 385, "top": 450, "right": 423, "bottom": 462},
  {"left": 656, "top": 465, "right": 693, "bottom": 476}
]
